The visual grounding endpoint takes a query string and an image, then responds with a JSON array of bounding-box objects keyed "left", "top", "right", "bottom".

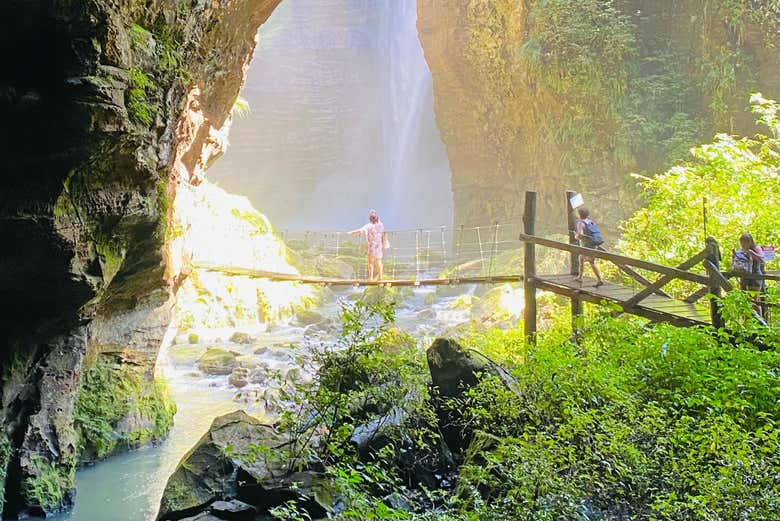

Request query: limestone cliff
[
  {"left": 0, "top": 0, "right": 280, "bottom": 516},
  {"left": 418, "top": 0, "right": 780, "bottom": 230}
]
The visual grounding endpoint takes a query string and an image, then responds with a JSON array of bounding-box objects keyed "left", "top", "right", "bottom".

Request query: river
[{"left": 51, "top": 285, "right": 497, "bottom": 521}]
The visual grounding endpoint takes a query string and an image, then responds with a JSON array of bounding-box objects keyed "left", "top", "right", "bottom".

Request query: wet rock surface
[
  {"left": 157, "top": 411, "right": 333, "bottom": 521},
  {"left": 198, "top": 349, "right": 240, "bottom": 375}
]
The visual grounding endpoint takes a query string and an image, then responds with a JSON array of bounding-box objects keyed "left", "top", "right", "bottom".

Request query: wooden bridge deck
[
  {"left": 535, "top": 273, "right": 712, "bottom": 327},
  {"left": 196, "top": 264, "right": 524, "bottom": 287},
  {"left": 198, "top": 263, "right": 711, "bottom": 327}
]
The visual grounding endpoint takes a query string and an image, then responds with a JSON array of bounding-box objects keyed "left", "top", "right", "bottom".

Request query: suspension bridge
[{"left": 197, "top": 190, "right": 777, "bottom": 338}]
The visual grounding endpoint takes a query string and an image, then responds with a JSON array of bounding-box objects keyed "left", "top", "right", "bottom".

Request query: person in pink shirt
[{"left": 349, "top": 209, "right": 386, "bottom": 280}]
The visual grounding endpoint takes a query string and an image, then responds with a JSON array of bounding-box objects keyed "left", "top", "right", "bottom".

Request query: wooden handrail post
[
  {"left": 705, "top": 236, "right": 724, "bottom": 329},
  {"left": 524, "top": 191, "right": 537, "bottom": 344},
  {"left": 566, "top": 190, "right": 582, "bottom": 339}
]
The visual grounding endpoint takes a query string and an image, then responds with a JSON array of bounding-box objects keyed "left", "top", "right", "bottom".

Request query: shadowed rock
[{"left": 157, "top": 411, "right": 335, "bottom": 521}]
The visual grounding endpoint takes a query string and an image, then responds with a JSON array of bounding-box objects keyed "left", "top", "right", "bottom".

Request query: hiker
[
  {"left": 733, "top": 233, "right": 767, "bottom": 318},
  {"left": 348, "top": 209, "right": 386, "bottom": 281},
  {"left": 574, "top": 207, "right": 605, "bottom": 287}
]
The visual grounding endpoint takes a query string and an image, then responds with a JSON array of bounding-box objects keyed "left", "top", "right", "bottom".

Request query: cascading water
[
  {"left": 208, "top": 0, "right": 453, "bottom": 231},
  {"left": 376, "top": 0, "right": 453, "bottom": 228}
]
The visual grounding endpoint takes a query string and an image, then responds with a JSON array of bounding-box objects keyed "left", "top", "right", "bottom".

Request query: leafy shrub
[
  {"left": 621, "top": 94, "right": 780, "bottom": 268},
  {"left": 450, "top": 312, "right": 780, "bottom": 520}
]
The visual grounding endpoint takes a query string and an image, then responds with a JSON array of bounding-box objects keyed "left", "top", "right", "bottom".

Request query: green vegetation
[
  {"left": 22, "top": 456, "right": 75, "bottom": 513},
  {"left": 522, "top": 0, "right": 637, "bottom": 173},
  {"left": 127, "top": 67, "right": 156, "bottom": 127},
  {"left": 263, "top": 298, "right": 780, "bottom": 521},
  {"left": 73, "top": 355, "right": 175, "bottom": 461},
  {"left": 129, "top": 23, "right": 151, "bottom": 47},
  {"left": 231, "top": 95, "right": 252, "bottom": 118},
  {"left": 0, "top": 433, "right": 10, "bottom": 515},
  {"left": 450, "top": 315, "right": 780, "bottom": 520},
  {"left": 621, "top": 94, "right": 780, "bottom": 269}
]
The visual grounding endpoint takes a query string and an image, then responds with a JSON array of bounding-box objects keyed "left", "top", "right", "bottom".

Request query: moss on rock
[
  {"left": 74, "top": 355, "right": 176, "bottom": 463},
  {"left": 197, "top": 348, "right": 239, "bottom": 375},
  {"left": 0, "top": 433, "right": 10, "bottom": 516},
  {"left": 22, "top": 455, "right": 75, "bottom": 514}
]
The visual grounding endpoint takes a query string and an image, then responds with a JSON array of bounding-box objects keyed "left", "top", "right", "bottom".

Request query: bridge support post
[
  {"left": 706, "top": 236, "right": 724, "bottom": 329},
  {"left": 524, "top": 191, "right": 537, "bottom": 344},
  {"left": 566, "top": 190, "right": 582, "bottom": 338}
]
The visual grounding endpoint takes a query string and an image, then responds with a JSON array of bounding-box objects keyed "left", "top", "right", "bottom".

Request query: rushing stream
[{"left": 51, "top": 286, "right": 497, "bottom": 521}]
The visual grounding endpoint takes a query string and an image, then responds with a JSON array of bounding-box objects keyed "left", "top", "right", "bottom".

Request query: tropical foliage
[
  {"left": 264, "top": 299, "right": 780, "bottom": 521},
  {"left": 621, "top": 94, "right": 780, "bottom": 268}
]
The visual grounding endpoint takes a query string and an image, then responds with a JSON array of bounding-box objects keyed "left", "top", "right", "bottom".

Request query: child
[{"left": 574, "top": 207, "right": 605, "bottom": 287}]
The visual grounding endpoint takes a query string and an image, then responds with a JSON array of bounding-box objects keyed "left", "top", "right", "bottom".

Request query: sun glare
[{"left": 171, "top": 181, "right": 315, "bottom": 330}]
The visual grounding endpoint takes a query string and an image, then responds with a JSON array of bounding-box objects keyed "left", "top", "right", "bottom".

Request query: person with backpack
[
  {"left": 733, "top": 232, "right": 767, "bottom": 318},
  {"left": 574, "top": 207, "right": 605, "bottom": 287}
]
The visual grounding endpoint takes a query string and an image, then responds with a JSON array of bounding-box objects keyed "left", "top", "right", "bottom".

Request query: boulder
[
  {"left": 360, "top": 286, "right": 397, "bottom": 305},
  {"left": 228, "top": 332, "right": 253, "bottom": 345},
  {"left": 157, "top": 411, "right": 336, "bottom": 521},
  {"left": 228, "top": 368, "right": 250, "bottom": 389},
  {"left": 293, "top": 309, "right": 323, "bottom": 327},
  {"left": 426, "top": 338, "right": 519, "bottom": 453},
  {"left": 169, "top": 345, "right": 206, "bottom": 365},
  {"left": 198, "top": 349, "right": 239, "bottom": 375},
  {"left": 349, "top": 408, "right": 405, "bottom": 459},
  {"left": 426, "top": 338, "right": 489, "bottom": 397},
  {"left": 179, "top": 513, "right": 222, "bottom": 521}
]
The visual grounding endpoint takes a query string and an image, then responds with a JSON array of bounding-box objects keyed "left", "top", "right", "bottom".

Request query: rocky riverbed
[{"left": 50, "top": 283, "right": 522, "bottom": 521}]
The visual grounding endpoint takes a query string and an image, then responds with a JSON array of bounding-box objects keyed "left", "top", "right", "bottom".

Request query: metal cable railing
[{"left": 280, "top": 221, "right": 528, "bottom": 281}]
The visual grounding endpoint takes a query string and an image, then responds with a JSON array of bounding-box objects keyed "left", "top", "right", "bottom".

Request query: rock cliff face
[
  {"left": 417, "top": 0, "right": 780, "bottom": 230},
  {"left": 0, "top": 0, "right": 280, "bottom": 516}
]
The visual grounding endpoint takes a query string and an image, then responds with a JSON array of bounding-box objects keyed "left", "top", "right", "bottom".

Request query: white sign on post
[{"left": 569, "top": 192, "right": 584, "bottom": 210}]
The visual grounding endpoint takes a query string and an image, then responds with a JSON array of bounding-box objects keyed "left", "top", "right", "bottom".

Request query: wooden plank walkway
[
  {"left": 195, "top": 263, "right": 524, "bottom": 287},
  {"left": 535, "top": 273, "right": 712, "bottom": 327}
]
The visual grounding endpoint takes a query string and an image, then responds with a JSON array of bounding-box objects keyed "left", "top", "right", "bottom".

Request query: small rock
[
  {"left": 188, "top": 332, "right": 200, "bottom": 344},
  {"left": 210, "top": 499, "right": 256, "bottom": 521},
  {"left": 294, "top": 309, "right": 323, "bottom": 326},
  {"left": 229, "top": 331, "right": 253, "bottom": 344},
  {"left": 228, "top": 368, "right": 250, "bottom": 389},
  {"left": 236, "top": 356, "right": 259, "bottom": 370},
  {"left": 198, "top": 348, "right": 239, "bottom": 375}
]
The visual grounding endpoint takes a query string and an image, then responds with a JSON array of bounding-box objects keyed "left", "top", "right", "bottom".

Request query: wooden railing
[{"left": 519, "top": 190, "right": 774, "bottom": 342}]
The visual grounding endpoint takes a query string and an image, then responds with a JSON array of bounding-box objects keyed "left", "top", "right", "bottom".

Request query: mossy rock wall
[
  {"left": 0, "top": 0, "right": 281, "bottom": 516},
  {"left": 74, "top": 354, "right": 176, "bottom": 463},
  {"left": 418, "top": 0, "right": 780, "bottom": 231}
]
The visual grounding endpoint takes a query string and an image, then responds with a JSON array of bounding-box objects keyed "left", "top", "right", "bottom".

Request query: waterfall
[
  {"left": 376, "top": 0, "right": 453, "bottom": 228},
  {"left": 207, "top": 0, "right": 453, "bottom": 231}
]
